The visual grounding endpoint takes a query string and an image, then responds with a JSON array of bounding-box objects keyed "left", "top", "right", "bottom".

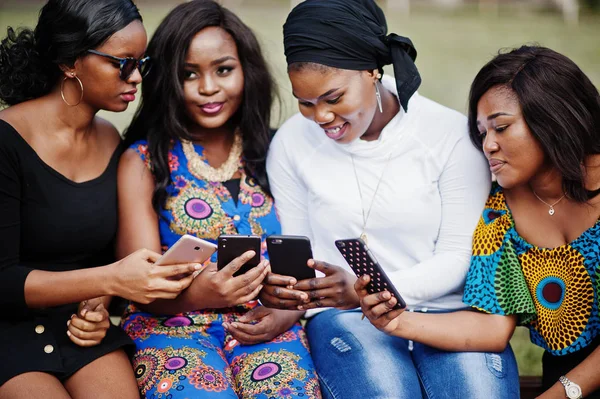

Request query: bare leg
[
  {"left": 0, "top": 372, "right": 71, "bottom": 399},
  {"left": 64, "top": 349, "right": 139, "bottom": 399}
]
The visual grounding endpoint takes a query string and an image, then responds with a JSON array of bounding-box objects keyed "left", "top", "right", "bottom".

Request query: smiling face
[
  {"left": 182, "top": 26, "right": 244, "bottom": 131},
  {"left": 288, "top": 66, "right": 379, "bottom": 144},
  {"left": 476, "top": 85, "right": 549, "bottom": 189},
  {"left": 75, "top": 20, "right": 147, "bottom": 112}
]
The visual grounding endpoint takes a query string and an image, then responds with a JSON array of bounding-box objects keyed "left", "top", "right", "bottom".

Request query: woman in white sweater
[{"left": 262, "top": 0, "right": 520, "bottom": 398}]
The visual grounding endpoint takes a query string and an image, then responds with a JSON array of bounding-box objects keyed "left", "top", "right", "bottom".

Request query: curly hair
[{"left": 0, "top": 0, "right": 142, "bottom": 106}]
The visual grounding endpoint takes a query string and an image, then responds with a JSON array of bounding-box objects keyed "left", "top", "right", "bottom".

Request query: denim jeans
[{"left": 306, "top": 309, "right": 520, "bottom": 399}]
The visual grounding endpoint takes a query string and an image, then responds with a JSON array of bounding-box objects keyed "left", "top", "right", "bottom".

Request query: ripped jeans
[{"left": 305, "top": 309, "right": 519, "bottom": 399}]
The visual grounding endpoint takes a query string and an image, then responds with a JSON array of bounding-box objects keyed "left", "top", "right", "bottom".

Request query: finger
[
  {"left": 140, "top": 248, "right": 162, "bottom": 264},
  {"left": 235, "top": 283, "right": 265, "bottom": 305},
  {"left": 306, "top": 259, "right": 335, "bottom": 275},
  {"left": 354, "top": 274, "right": 370, "bottom": 296},
  {"left": 297, "top": 297, "right": 339, "bottom": 310},
  {"left": 67, "top": 329, "right": 102, "bottom": 347},
  {"left": 362, "top": 290, "right": 393, "bottom": 308},
  {"left": 262, "top": 284, "right": 308, "bottom": 302},
  {"left": 226, "top": 319, "right": 270, "bottom": 336},
  {"left": 158, "top": 263, "right": 203, "bottom": 278},
  {"left": 265, "top": 273, "right": 297, "bottom": 287},
  {"left": 230, "top": 260, "right": 269, "bottom": 291},
  {"left": 237, "top": 306, "right": 269, "bottom": 323},
  {"left": 223, "top": 250, "right": 257, "bottom": 277},
  {"left": 293, "top": 276, "right": 332, "bottom": 292},
  {"left": 368, "top": 296, "right": 399, "bottom": 319},
  {"left": 82, "top": 307, "right": 108, "bottom": 323},
  {"left": 223, "top": 323, "right": 267, "bottom": 345},
  {"left": 259, "top": 292, "right": 304, "bottom": 310},
  {"left": 68, "top": 315, "right": 99, "bottom": 332}
]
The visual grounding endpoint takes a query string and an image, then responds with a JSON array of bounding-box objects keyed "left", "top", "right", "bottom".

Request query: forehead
[
  {"left": 186, "top": 27, "right": 238, "bottom": 61},
  {"left": 98, "top": 20, "right": 147, "bottom": 56},
  {"left": 288, "top": 67, "right": 361, "bottom": 99},
  {"left": 477, "top": 85, "right": 520, "bottom": 115}
]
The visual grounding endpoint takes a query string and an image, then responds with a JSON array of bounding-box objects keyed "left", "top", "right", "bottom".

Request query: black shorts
[{"left": 0, "top": 305, "right": 134, "bottom": 386}]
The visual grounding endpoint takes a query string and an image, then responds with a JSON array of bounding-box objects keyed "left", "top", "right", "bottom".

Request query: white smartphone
[{"left": 155, "top": 234, "right": 217, "bottom": 266}]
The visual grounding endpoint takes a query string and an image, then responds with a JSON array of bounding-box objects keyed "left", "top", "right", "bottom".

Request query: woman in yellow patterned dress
[{"left": 356, "top": 45, "right": 600, "bottom": 399}]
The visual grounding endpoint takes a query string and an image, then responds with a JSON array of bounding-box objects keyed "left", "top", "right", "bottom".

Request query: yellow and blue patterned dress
[
  {"left": 464, "top": 183, "right": 599, "bottom": 360},
  {"left": 120, "top": 139, "right": 320, "bottom": 399}
]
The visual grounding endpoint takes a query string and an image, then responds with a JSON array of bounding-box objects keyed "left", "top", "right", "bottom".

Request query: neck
[
  {"left": 361, "top": 83, "right": 400, "bottom": 142},
  {"left": 187, "top": 124, "right": 235, "bottom": 149},
  {"left": 527, "top": 167, "right": 565, "bottom": 201},
  {"left": 46, "top": 89, "right": 98, "bottom": 138}
]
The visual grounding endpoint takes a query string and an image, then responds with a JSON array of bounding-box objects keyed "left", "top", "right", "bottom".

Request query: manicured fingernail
[
  {"left": 222, "top": 322, "right": 229, "bottom": 330},
  {"left": 71, "top": 314, "right": 76, "bottom": 319},
  {"left": 297, "top": 305, "right": 304, "bottom": 310},
  {"left": 194, "top": 264, "right": 202, "bottom": 270},
  {"left": 67, "top": 320, "right": 71, "bottom": 326},
  {"left": 67, "top": 330, "right": 71, "bottom": 337},
  {"left": 362, "top": 275, "right": 368, "bottom": 281},
  {"left": 81, "top": 309, "right": 88, "bottom": 317}
]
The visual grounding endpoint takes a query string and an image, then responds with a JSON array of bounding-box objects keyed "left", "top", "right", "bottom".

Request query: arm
[
  {"left": 389, "top": 135, "right": 491, "bottom": 304},
  {"left": 117, "top": 149, "right": 268, "bottom": 315},
  {"left": 538, "top": 347, "right": 600, "bottom": 398},
  {"left": 355, "top": 276, "right": 516, "bottom": 352}
]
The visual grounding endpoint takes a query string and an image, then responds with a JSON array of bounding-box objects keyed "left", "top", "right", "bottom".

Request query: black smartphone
[
  {"left": 217, "top": 235, "right": 261, "bottom": 277},
  {"left": 266, "top": 235, "right": 316, "bottom": 281},
  {"left": 335, "top": 238, "right": 406, "bottom": 310}
]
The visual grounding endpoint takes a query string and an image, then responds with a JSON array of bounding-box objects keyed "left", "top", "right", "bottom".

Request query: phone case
[
  {"left": 155, "top": 234, "right": 217, "bottom": 266},
  {"left": 335, "top": 238, "right": 406, "bottom": 309},
  {"left": 267, "top": 235, "right": 316, "bottom": 281},
  {"left": 217, "top": 235, "right": 261, "bottom": 277}
]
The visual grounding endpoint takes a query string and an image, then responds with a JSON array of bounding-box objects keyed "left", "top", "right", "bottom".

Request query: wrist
[{"left": 100, "top": 263, "right": 119, "bottom": 297}]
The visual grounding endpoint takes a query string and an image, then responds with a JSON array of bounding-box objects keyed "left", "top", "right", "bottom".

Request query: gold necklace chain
[
  {"left": 350, "top": 152, "right": 394, "bottom": 245},
  {"left": 182, "top": 132, "right": 243, "bottom": 182},
  {"left": 532, "top": 190, "right": 566, "bottom": 216}
]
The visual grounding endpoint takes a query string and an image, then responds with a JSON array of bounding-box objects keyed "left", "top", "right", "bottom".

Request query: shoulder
[{"left": 269, "top": 113, "right": 324, "bottom": 162}]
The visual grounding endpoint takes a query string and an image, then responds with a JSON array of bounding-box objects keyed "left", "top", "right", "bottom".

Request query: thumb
[{"left": 238, "top": 306, "right": 268, "bottom": 323}]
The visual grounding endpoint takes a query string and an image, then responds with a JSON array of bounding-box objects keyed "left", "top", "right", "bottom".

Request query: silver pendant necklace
[
  {"left": 532, "top": 190, "right": 566, "bottom": 216},
  {"left": 351, "top": 152, "right": 394, "bottom": 244}
]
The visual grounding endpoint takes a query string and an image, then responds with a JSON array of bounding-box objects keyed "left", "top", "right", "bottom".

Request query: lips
[
  {"left": 120, "top": 88, "right": 137, "bottom": 102},
  {"left": 323, "top": 122, "right": 348, "bottom": 140},
  {"left": 489, "top": 159, "right": 506, "bottom": 174},
  {"left": 199, "top": 102, "right": 224, "bottom": 115}
]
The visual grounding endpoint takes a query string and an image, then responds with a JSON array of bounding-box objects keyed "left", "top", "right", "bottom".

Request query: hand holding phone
[
  {"left": 335, "top": 238, "right": 406, "bottom": 310},
  {"left": 217, "top": 235, "right": 261, "bottom": 277},
  {"left": 266, "top": 235, "right": 316, "bottom": 281}
]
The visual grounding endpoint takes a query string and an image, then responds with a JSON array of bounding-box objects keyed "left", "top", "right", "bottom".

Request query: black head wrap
[{"left": 283, "top": 0, "right": 421, "bottom": 111}]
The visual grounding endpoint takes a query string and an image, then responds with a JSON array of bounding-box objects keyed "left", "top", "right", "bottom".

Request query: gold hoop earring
[{"left": 61, "top": 76, "right": 84, "bottom": 106}]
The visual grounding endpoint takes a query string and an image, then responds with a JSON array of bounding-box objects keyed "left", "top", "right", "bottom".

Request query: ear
[
  {"left": 365, "top": 69, "right": 382, "bottom": 83},
  {"left": 59, "top": 58, "right": 81, "bottom": 78}
]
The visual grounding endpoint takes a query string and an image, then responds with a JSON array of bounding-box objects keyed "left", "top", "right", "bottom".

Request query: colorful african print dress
[
  {"left": 120, "top": 139, "right": 320, "bottom": 399},
  {"left": 464, "top": 183, "right": 600, "bottom": 368}
]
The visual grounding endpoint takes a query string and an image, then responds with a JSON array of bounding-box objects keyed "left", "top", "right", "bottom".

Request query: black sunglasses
[{"left": 86, "top": 49, "right": 151, "bottom": 81}]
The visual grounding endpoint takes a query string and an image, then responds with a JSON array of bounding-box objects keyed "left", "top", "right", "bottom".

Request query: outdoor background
[{"left": 1, "top": 0, "right": 599, "bottom": 377}]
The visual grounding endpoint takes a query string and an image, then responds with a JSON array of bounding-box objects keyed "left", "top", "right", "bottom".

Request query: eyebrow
[
  {"left": 184, "top": 56, "right": 237, "bottom": 69},
  {"left": 476, "top": 112, "right": 513, "bottom": 125},
  {"left": 292, "top": 87, "right": 341, "bottom": 100}
]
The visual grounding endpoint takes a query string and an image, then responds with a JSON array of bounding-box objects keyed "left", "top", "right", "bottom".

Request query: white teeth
[{"left": 325, "top": 125, "right": 343, "bottom": 134}]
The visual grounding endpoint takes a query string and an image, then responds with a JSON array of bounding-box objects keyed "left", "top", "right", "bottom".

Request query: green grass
[{"left": 2, "top": 0, "right": 598, "bottom": 377}]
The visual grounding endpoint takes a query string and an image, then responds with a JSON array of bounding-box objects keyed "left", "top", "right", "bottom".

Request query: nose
[
  {"left": 198, "top": 75, "right": 219, "bottom": 96},
  {"left": 313, "top": 104, "right": 335, "bottom": 125},
  {"left": 127, "top": 67, "right": 143, "bottom": 84},
  {"left": 482, "top": 131, "right": 499, "bottom": 157}
]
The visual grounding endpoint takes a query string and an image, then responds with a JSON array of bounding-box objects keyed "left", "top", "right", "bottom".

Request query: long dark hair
[
  {"left": 0, "top": 0, "right": 142, "bottom": 106},
  {"left": 124, "top": 0, "right": 275, "bottom": 211},
  {"left": 468, "top": 45, "right": 600, "bottom": 202}
]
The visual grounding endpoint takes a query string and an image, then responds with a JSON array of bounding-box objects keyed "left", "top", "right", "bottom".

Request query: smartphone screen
[{"left": 217, "top": 235, "right": 261, "bottom": 277}]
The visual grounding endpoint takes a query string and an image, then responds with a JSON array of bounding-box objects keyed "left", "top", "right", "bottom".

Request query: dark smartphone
[
  {"left": 335, "top": 238, "right": 406, "bottom": 310},
  {"left": 217, "top": 235, "right": 261, "bottom": 277},
  {"left": 266, "top": 235, "right": 316, "bottom": 281}
]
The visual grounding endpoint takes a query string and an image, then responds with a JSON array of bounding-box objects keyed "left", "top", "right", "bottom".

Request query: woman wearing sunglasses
[{"left": 0, "top": 1, "right": 201, "bottom": 397}]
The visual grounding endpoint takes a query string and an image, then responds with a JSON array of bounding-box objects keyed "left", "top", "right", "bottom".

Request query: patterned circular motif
[
  {"left": 188, "top": 364, "right": 228, "bottom": 392},
  {"left": 133, "top": 348, "right": 168, "bottom": 395},
  {"left": 251, "top": 362, "right": 282, "bottom": 381},
  {"left": 520, "top": 245, "right": 594, "bottom": 351},
  {"left": 251, "top": 193, "right": 265, "bottom": 207},
  {"left": 185, "top": 198, "right": 213, "bottom": 220},
  {"left": 163, "top": 316, "right": 193, "bottom": 328},
  {"left": 240, "top": 177, "right": 273, "bottom": 220},
  {"left": 122, "top": 315, "right": 159, "bottom": 341},
  {"left": 536, "top": 276, "right": 565, "bottom": 310},
  {"left": 472, "top": 191, "right": 510, "bottom": 257},
  {"left": 166, "top": 185, "right": 231, "bottom": 239},
  {"left": 273, "top": 330, "right": 298, "bottom": 344},
  {"left": 230, "top": 349, "right": 308, "bottom": 397},
  {"left": 165, "top": 356, "right": 187, "bottom": 371},
  {"left": 156, "top": 378, "right": 174, "bottom": 393}
]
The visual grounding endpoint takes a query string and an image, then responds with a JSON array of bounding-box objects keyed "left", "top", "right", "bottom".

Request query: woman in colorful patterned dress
[
  {"left": 357, "top": 45, "right": 600, "bottom": 398},
  {"left": 116, "top": 1, "right": 319, "bottom": 398}
]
